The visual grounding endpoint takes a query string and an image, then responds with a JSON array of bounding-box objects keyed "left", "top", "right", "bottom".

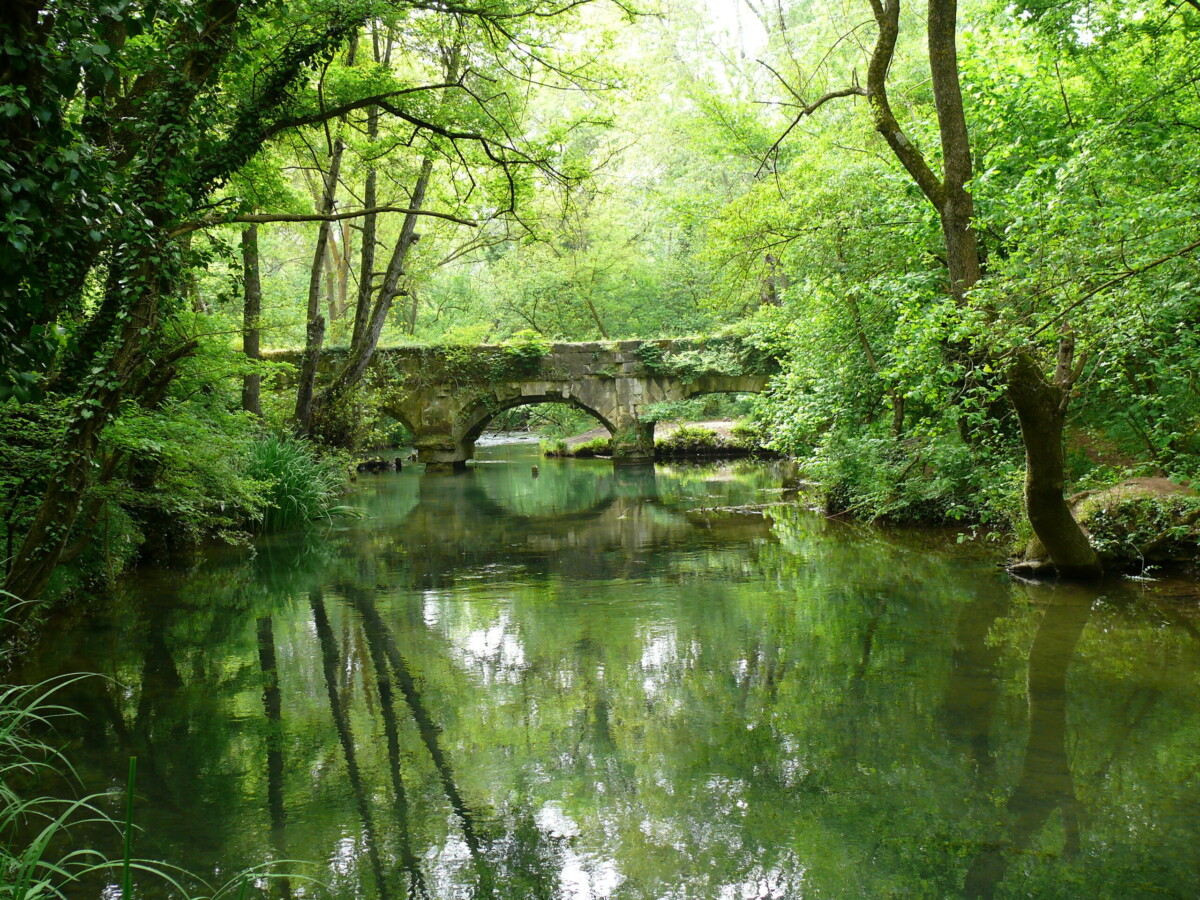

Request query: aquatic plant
[{"left": 245, "top": 435, "right": 353, "bottom": 532}]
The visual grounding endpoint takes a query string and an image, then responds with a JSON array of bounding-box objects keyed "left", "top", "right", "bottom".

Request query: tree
[
  {"left": 757, "top": 0, "right": 1109, "bottom": 575},
  {"left": 0, "top": 0, "right": 616, "bottom": 616}
]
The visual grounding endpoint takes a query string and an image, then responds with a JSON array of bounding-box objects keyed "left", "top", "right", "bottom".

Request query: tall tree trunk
[
  {"left": 294, "top": 138, "right": 345, "bottom": 436},
  {"left": 927, "top": 0, "right": 981, "bottom": 302},
  {"left": 241, "top": 224, "right": 263, "bottom": 417},
  {"left": 312, "top": 43, "right": 463, "bottom": 433},
  {"left": 337, "top": 219, "right": 351, "bottom": 320}
]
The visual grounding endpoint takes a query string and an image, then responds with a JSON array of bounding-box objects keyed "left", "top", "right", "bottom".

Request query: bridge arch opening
[
  {"left": 377, "top": 406, "right": 419, "bottom": 448},
  {"left": 461, "top": 394, "right": 617, "bottom": 446}
]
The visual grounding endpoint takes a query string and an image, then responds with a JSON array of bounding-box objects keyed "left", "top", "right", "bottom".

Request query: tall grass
[
  {"left": 246, "top": 435, "right": 352, "bottom": 532},
  {"left": 0, "top": 675, "right": 110, "bottom": 900}
]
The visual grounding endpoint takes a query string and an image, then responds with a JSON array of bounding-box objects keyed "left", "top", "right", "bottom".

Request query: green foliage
[
  {"left": 391, "top": 332, "right": 553, "bottom": 391},
  {"left": 804, "top": 429, "right": 1024, "bottom": 529},
  {"left": 634, "top": 336, "right": 778, "bottom": 380},
  {"left": 244, "top": 435, "right": 350, "bottom": 532},
  {"left": 503, "top": 330, "right": 553, "bottom": 373},
  {"left": 310, "top": 385, "right": 377, "bottom": 452}
]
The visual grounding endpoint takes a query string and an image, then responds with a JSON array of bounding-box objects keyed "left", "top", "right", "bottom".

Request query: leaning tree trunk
[
  {"left": 310, "top": 43, "right": 462, "bottom": 438},
  {"left": 1006, "top": 349, "right": 1101, "bottom": 578},
  {"left": 313, "top": 155, "right": 433, "bottom": 414},
  {"left": 293, "top": 137, "right": 345, "bottom": 436}
]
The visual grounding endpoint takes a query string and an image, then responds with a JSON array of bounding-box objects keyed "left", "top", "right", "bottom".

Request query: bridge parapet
[{"left": 265, "top": 337, "right": 777, "bottom": 471}]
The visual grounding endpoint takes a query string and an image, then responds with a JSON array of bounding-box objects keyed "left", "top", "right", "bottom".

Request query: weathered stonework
[{"left": 265, "top": 339, "right": 774, "bottom": 471}]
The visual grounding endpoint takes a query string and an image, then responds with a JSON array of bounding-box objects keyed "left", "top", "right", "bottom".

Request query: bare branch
[
  {"left": 169, "top": 205, "right": 478, "bottom": 238},
  {"left": 755, "top": 86, "right": 867, "bottom": 177}
]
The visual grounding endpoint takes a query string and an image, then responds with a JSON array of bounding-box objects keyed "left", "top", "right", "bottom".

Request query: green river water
[{"left": 15, "top": 441, "right": 1200, "bottom": 899}]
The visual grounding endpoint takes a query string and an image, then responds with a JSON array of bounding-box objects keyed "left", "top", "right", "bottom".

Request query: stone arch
[
  {"left": 377, "top": 403, "right": 419, "bottom": 441},
  {"left": 458, "top": 390, "right": 618, "bottom": 445}
]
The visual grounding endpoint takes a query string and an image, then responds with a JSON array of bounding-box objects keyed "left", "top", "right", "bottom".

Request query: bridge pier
[{"left": 609, "top": 418, "right": 656, "bottom": 465}]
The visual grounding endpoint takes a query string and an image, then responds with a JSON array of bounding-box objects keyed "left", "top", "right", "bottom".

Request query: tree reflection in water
[
  {"left": 963, "top": 584, "right": 1092, "bottom": 898},
  {"left": 10, "top": 445, "right": 1200, "bottom": 898}
]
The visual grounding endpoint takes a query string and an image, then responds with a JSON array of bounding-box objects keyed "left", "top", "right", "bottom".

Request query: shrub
[
  {"left": 245, "top": 435, "right": 350, "bottom": 531},
  {"left": 806, "top": 428, "right": 1023, "bottom": 529}
]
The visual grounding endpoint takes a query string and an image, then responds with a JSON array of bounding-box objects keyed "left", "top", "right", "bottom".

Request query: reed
[{"left": 246, "top": 434, "right": 351, "bottom": 531}]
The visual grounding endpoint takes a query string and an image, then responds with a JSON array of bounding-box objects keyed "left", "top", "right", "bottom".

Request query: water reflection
[
  {"left": 962, "top": 584, "right": 1091, "bottom": 897},
  {"left": 15, "top": 444, "right": 1200, "bottom": 898}
]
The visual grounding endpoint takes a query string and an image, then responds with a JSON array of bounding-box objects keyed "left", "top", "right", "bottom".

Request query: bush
[
  {"left": 807, "top": 428, "right": 1023, "bottom": 529},
  {"left": 245, "top": 435, "right": 350, "bottom": 531}
]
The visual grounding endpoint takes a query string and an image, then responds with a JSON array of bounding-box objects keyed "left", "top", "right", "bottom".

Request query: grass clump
[
  {"left": 570, "top": 436, "right": 613, "bottom": 458},
  {"left": 246, "top": 434, "right": 352, "bottom": 532}
]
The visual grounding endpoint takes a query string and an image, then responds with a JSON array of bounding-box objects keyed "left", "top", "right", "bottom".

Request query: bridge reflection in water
[{"left": 13, "top": 444, "right": 1200, "bottom": 899}]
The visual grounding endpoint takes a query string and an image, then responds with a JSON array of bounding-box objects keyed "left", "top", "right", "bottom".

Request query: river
[{"left": 15, "top": 441, "right": 1200, "bottom": 898}]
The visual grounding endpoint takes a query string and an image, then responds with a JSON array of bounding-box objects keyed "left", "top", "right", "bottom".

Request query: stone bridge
[{"left": 268, "top": 337, "right": 776, "bottom": 470}]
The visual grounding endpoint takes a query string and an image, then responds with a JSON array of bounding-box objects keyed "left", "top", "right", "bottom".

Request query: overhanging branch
[
  {"left": 169, "top": 205, "right": 478, "bottom": 238},
  {"left": 1027, "top": 236, "right": 1200, "bottom": 340}
]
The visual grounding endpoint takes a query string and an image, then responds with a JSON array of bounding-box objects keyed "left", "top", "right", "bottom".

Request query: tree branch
[
  {"left": 262, "top": 84, "right": 466, "bottom": 139},
  {"left": 169, "top": 205, "right": 477, "bottom": 238},
  {"left": 1027, "top": 237, "right": 1200, "bottom": 340},
  {"left": 756, "top": 85, "right": 867, "bottom": 177}
]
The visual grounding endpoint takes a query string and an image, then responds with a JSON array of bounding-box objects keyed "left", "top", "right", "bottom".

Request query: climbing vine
[{"left": 634, "top": 336, "right": 778, "bottom": 380}]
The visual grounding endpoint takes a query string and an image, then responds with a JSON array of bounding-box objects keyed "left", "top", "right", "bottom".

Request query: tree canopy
[{"left": 3, "top": 0, "right": 1200, "bottom": 610}]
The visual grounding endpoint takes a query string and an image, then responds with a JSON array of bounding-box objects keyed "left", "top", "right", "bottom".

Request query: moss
[
  {"left": 542, "top": 435, "right": 611, "bottom": 458},
  {"left": 655, "top": 424, "right": 768, "bottom": 458},
  {"left": 1076, "top": 487, "right": 1200, "bottom": 567},
  {"left": 572, "top": 436, "right": 613, "bottom": 458}
]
